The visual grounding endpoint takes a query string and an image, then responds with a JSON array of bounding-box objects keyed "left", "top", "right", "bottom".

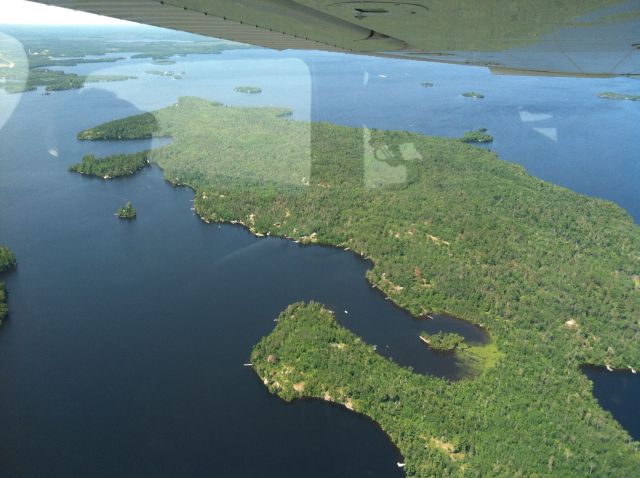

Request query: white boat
[
  {"left": 243, "top": 363, "right": 253, "bottom": 367},
  {"left": 397, "top": 462, "right": 405, "bottom": 468},
  {"left": 606, "top": 364, "right": 613, "bottom": 372}
]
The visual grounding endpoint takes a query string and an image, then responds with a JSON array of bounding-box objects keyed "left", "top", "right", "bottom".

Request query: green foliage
[
  {"left": 82, "top": 97, "right": 640, "bottom": 476},
  {"left": 419, "top": 331, "right": 465, "bottom": 351},
  {"left": 462, "top": 92, "right": 484, "bottom": 98},
  {"left": 598, "top": 92, "right": 640, "bottom": 101},
  {"left": 0, "top": 245, "right": 16, "bottom": 322},
  {"left": 69, "top": 151, "right": 151, "bottom": 178},
  {"left": 0, "top": 246, "right": 16, "bottom": 273},
  {"left": 116, "top": 202, "right": 136, "bottom": 219},
  {"left": 234, "top": 86, "right": 262, "bottom": 94},
  {"left": 78, "top": 113, "right": 159, "bottom": 140},
  {"left": 253, "top": 303, "right": 640, "bottom": 477},
  {"left": 461, "top": 128, "right": 493, "bottom": 143},
  {"left": 0, "top": 283, "right": 8, "bottom": 322}
]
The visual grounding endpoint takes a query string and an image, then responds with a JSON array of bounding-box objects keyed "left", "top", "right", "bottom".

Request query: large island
[{"left": 77, "top": 97, "right": 640, "bottom": 477}]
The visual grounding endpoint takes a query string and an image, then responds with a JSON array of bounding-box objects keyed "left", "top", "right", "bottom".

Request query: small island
[
  {"left": 598, "top": 92, "right": 640, "bottom": 101},
  {"left": 152, "top": 59, "right": 176, "bottom": 65},
  {"left": 419, "top": 331, "right": 466, "bottom": 351},
  {"left": 234, "top": 86, "right": 262, "bottom": 94},
  {"left": 0, "top": 245, "right": 17, "bottom": 323},
  {"left": 421, "top": 82, "right": 434, "bottom": 87},
  {"left": 145, "top": 70, "right": 184, "bottom": 80},
  {"left": 461, "top": 127, "right": 493, "bottom": 143},
  {"left": 70, "top": 151, "right": 151, "bottom": 179},
  {"left": 462, "top": 91, "right": 484, "bottom": 99},
  {"left": 116, "top": 201, "right": 137, "bottom": 219}
]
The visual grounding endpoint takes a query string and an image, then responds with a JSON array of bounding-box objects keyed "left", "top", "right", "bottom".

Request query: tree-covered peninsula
[
  {"left": 0, "top": 245, "right": 17, "bottom": 322},
  {"left": 77, "top": 112, "right": 158, "bottom": 140},
  {"left": 69, "top": 151, "right": 151, "bottom": 179},
  {"left": 78, "top": 97, "right": 640, "bottom": 477}
]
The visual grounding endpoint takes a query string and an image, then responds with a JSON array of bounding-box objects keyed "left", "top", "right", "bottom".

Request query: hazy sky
[{"left": 1, "top": 0, "right": 133, "bottom": 25}]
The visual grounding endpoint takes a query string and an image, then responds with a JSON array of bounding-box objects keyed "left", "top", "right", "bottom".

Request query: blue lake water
[{"left": 0, "top": 37, "right": 638, "bottom": 476}]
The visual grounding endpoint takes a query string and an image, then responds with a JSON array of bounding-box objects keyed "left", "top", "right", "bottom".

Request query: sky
[{"left": 1, "top": 0, "right": 134, "bottom": 25}]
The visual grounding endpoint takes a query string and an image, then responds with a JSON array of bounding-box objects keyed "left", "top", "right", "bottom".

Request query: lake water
[{"left": 0, "top": 39, "right": 638, "bottom": 476}]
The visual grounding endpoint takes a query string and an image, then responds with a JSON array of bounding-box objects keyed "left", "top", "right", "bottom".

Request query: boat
[
  {"left": 397, "top": 462, "right": 405, "bottom": 468},
  {"left": 605, "top": 364, "right": 613, "bottom": 372}
]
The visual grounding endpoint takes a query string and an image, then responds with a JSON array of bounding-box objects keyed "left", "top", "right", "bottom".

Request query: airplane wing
[{"left": 28, "top": 1, "right": 640, "bottom": 76}]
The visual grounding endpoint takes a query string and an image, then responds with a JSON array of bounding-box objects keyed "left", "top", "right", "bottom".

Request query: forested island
[
  {"left": 598, "top": 92, "right": 640, "bottom": 101},
  {"left": 145, "top": 70, "right": 184, "bottom": 80},
  {"left": 460, "top": 128, "right": 493, "bottom": 143},
  {"left": 0, "top": 245, "right": 17, "bottom": 322},
  {"left": 78, "top": 97, "right": 640, "bottom": 477},
  {"left": 116, "top": 202, "right": 136, "bottom": 219},
  {"left": 419, "top": 331, "right": 465, "bottom": 351},
  {"left": 234, "top": 86, "right": 262, "bottom": 94},
  {"left": 69, "top": 151, "right": 151, "bottom": 178},
  {"left": 462, "top": 91, "right": 484, "bottom": 98}
]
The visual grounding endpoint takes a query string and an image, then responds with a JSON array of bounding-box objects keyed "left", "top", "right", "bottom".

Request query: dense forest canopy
[
  {"left": 78, "top": 97, "right": 640, "bottom": 476},
  {"left": 77, "top": 113, "right": 159, "bottom": 140}
]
